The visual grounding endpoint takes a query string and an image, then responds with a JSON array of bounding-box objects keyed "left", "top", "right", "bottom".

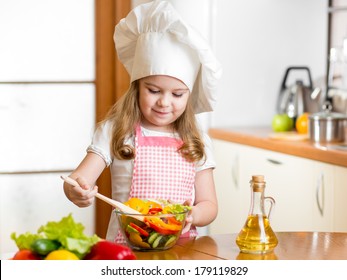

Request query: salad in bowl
[{"left": 115, "top": 198, "right": 191, "bottom": 251}]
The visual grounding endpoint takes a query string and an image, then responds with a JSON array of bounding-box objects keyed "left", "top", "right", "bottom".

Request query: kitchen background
[{"left": 1, "top": 0, "right": 346, "bottom": 254}]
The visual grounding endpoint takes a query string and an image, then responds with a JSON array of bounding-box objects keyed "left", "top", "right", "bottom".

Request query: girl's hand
[
  {"left": 181, "top": 200, "right": 193, "bottom": 234},
  {"left": 63, "top": 176, "right": 98, "bottom": 207}
]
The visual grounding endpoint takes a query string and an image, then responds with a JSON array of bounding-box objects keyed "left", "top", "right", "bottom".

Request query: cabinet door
[
  {"left": 311, "top": 162, "right": 334, "bottom": 231},
  {"left": 239, "top": 146, "right": 315, "bottom": 231},
  {"left": 210, "top": 140, "right": 337, "bottom": 234},
  {"left": 209, "top": 140, "right": 248, "bottom": 234},
  {"left": 333, "top": 166, "right": 347, "bottom": 232}
]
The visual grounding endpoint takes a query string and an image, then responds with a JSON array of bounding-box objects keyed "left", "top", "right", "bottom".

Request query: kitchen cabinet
[
  {"left": 210, "top": 140, "right": 247, "bottom": 234},
  {"left": 333, "top": 166, "right": 347, "bottom": 232},
  {"left": 311, "top": 161, "right": 334, "bottom": 231},
  {"left": 209, "top": 139, "right": 335, "bottom": 234}
]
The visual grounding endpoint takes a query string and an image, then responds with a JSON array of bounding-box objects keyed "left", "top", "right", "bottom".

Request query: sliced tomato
[
  {"left": 129, "top": 222, "right": 149, "bottom": 237},
  {"left": 144, "top": 217, "right": 182, "bottom": 235}
]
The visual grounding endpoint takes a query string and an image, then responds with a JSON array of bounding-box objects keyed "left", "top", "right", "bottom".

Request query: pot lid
[
  {"left": 310, "top": 111, "right": 347, "bottom": 120},
  {"left": 309, "top": 102, "right": 347, "bottom": 120}
]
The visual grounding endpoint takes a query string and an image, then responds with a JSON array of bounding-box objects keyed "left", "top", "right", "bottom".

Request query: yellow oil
[
  {"left": 236, "top": 252, "right": 278, "bottom": 260},
  {"left": 236, "top": 214, "right": 278, "bottom": 254}
]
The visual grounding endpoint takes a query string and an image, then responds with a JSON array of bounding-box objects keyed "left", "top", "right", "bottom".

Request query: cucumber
[
  {"left": 126, "top": 224, "right": 139, "bottom": 234},
  {"left": 152, "top": 235, "right": 174, "bottom": 249},
  {"left": 152, "top": 235, "right": 164, "bottom": 248},
  {"left": 31, "top": 239, "right": 61, "bottom": 256},
  {"left": 148, "top": 232, "right": 159, "bottom": 245},
  {"left": 164, "top": 235, "right": 177, "bottom": 247}
]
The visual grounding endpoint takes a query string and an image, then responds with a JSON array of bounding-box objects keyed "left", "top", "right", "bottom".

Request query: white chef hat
[{"left": 114, "top": 0, "right": 222, "bottom": 114}]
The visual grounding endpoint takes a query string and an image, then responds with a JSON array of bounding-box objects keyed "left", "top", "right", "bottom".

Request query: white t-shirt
[{"left": 87, "top": 121, "right": 216, "bottom": 240}]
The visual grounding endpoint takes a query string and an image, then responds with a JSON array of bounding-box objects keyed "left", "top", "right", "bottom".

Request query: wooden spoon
[{"left": 60, "top": 175, "right": 144, "bottom": 221}]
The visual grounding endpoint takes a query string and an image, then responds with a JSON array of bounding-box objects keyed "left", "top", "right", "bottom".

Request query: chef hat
[{"left": 114, "top": 0, "right": 222, "bottom": 114}]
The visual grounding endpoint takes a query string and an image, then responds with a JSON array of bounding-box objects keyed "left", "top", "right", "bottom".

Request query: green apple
[{"left": 272, "top": 114, "right": 294, "bottom": 132}]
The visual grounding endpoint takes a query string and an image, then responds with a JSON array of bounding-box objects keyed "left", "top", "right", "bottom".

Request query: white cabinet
[
  {"left": 333, "top": 166, "right": 347, "bottom": 232},
  {"left": 210, "top": 140, "right": 248, "bottom": 234},
  {"left": 209, "top": 139, "right": 335, "bottom": 234},
  {"left": 239, "top": 144, "right": 316, "bottom": 232},
  {"left": 311, "top": 162, "right": 334, "bottom": 231}
]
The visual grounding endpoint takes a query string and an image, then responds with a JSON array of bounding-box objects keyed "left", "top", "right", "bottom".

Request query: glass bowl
[{"left": 114, "top": 209, "right": 188, "bottom": 251}]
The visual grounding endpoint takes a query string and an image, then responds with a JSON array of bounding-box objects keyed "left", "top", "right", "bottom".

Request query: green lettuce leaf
[
  {"left": 10, "top": 232, "right": 43, "bottom": 250},
  {"left": 164, "top": 203, "right": 192, "bottom": 222}
]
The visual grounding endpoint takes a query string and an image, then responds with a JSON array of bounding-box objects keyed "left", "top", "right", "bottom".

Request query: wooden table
[{"left": 134, "top": 232, "right": 347, "bottom": 260}]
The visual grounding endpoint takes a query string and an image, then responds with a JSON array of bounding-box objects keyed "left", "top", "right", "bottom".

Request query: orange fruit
[{"left": 296, "top": 113, "right": 309, "bottom": 134}]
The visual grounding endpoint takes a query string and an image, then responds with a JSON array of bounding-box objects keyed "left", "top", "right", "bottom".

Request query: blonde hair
[{"left": 102, "top": 80, "right": 206, "bottom": 163}]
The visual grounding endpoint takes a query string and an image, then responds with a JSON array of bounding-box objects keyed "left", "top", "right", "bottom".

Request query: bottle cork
[
  {"left": 251, "top": 175, "right": 265, "bottom": 192},
  {"left": 252, "top": 175, "right": 265, "bottom": 183}
]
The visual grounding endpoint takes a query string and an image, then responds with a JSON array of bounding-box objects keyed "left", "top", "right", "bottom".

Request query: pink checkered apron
[{"left": 115, "top": 125, "right": 197, "bottom": 243}]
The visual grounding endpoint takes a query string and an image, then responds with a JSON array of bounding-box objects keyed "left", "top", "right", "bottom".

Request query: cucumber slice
[
  {"left": 164, "top": 235, "right": 177, "bottom": 247},
  {"left": 152, "top": 235, "right": 163, "bottom": 248},
  {"left": 148, "top": 232, "right": 159, "bottom": 245},
  {"left": 126, "top": 224, "right": 139, "bottom": 234},
  {"left": 153, "top": 235, "right": 172, "bottom": 248}
]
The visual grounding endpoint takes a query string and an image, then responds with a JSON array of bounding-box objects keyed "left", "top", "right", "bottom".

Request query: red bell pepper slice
[
  {"left": 129, "top": 222, "right": 149, "bottom": 237},
  {"left": 167, "top": 216, "right": 182, "bottom": 226},
  {"left": 148, "top": 207, "right": 163, "bottom": 215},
  {"left": 144, "top": 217, "right": 182, "bottom": 235}
]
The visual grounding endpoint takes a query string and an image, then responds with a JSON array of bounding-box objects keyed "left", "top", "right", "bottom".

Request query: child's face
[{"left": 138, "top": 75, "right": 190, "bottom": 132}]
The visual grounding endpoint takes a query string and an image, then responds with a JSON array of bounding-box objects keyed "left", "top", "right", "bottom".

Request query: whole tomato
[{"left": 12, "top": 249, "right": 41, "bottom": 260}]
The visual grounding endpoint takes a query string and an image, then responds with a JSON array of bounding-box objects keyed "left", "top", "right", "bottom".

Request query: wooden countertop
[
  {"left": 208, "top": 127, "right": 347, "bottom": 168},
  {"left": 134, "top": 232, "right": 347, "bottom": 260}
]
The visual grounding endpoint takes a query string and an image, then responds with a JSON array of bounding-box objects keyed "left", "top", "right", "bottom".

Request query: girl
[{"left": 63, "top": 0, "right": 222, "bottom": 241}]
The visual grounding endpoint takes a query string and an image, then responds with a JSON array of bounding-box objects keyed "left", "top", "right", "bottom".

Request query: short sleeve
[
  {"left": 87, "top": 121, "right": 112, "bottom": 167},
  {"left": 196, "top": 131, "right": 216, "bottom": 172}
]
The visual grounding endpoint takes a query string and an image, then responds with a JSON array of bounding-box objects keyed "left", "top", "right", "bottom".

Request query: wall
[
  {"left": 132, "top": 0, "right": 328, "bottom": 128},
  {"left": 212, "top": 0, "right": 328, "bottom": 127}
]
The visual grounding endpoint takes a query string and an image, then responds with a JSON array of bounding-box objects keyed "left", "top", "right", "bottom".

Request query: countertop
[
  {"left": 208, "top": 127, "right": 347, "bottom": 168},
  {"left": 134, "top": 232, "right": 347, "bottom": 260},
  {"left": 2, "top": 232, "right": 346, "bottom": 260}
]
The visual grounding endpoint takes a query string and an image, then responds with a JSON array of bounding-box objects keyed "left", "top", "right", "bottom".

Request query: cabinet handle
[
  {"left": 231, "top": 155, "right": 239, "bottom": 189},
  {"left": 266, "top": 158, "right": 283, "bottom": 165},
  {"left": 316, "top": 173, "right": 324, "bottom": 216}
]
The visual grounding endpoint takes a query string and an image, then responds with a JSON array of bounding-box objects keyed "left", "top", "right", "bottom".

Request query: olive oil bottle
[{"left": 236, "top": 175, "right": 278, "bottom": 254}]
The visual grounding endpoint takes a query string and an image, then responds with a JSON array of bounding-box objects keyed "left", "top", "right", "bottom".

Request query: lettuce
[
  {"left": 163, "top": 203, "right": 192, "bottom": 222},
  {"left": 10, "top": 232, "right": 43, "bottom": 250},
  {"left": 11, "top": 214, "right": 100, "bottom": 258}
]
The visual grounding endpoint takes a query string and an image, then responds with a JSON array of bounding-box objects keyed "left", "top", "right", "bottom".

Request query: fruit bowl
[{"left": 114, "top": 207, "right": 189, "bottom": 251}]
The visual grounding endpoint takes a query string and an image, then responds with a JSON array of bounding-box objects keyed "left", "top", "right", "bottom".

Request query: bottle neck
[{"left": 249, "top": 186, "right": 266, "bottom": 215}]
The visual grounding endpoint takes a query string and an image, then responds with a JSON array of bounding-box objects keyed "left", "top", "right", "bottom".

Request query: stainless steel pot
[{"left": 309, "top": 102, "right": 347, "bottom": 143}]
